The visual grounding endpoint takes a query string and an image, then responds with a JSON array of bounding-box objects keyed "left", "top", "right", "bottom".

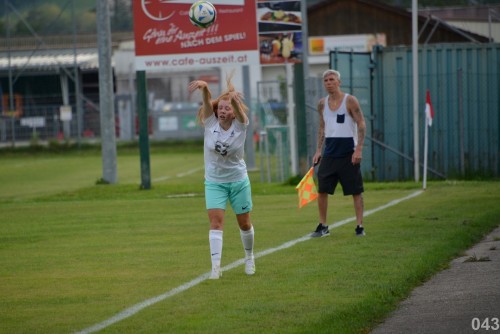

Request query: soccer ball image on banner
[{"left": 189, "top": 1, "right": 217, "bottom": 29}]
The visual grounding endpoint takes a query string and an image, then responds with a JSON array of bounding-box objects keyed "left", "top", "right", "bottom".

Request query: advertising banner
[
  {"left": 133, "top": 0, "right": 259, "bottom": 71},
  {"left": 257, "top": 1, "right": 303, "bottom": 65},
  {"left": 309, "top": 34, "right": 386, "bottom": 55}
]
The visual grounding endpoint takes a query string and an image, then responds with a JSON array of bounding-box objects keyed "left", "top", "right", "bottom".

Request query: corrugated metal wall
[
  {"left": 373, "top": 43, "right": 499, "bottom": 180},
  {"left": 317, "top": 43, "right": 500, "bottom": 181}
]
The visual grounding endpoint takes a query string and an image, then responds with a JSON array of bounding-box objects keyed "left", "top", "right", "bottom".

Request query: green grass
[{"left": 0, "top": 145, "right": 499, "bottom": 333}]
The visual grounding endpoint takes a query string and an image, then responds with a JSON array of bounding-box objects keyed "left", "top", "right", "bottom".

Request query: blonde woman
[{"left": 188, "top": 75, "right": 255, "bottom": 279}]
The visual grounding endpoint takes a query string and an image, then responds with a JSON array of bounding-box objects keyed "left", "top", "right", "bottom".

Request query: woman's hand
[
  {"left": 189, "top": 80, "right": 213, "bottom": 121},
  {"left": 188, "top": 80, "right": 208, "bottom": 93},
  {"left": 228, "top": 91, "right": 248, "bottom": 124},
  {"left": 228, "top": 91, "right": 244, "bottom": 105}
]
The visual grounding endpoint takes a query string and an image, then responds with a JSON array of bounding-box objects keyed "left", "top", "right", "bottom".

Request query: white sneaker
[
  {"left": 209, "top": 265, "right": 222, "bottom": 280},
  {"left": 245, "top": 256, "right": 256, "bottom": 275}
]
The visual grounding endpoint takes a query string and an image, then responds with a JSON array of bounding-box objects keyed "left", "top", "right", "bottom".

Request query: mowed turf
[{"left": 0, "top": 146, "right": 499, "bottom": 334}]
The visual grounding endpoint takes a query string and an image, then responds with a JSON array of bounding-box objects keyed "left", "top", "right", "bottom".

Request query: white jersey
[{"left": 204, "top": 113, "right": 248, "bottom": 182}]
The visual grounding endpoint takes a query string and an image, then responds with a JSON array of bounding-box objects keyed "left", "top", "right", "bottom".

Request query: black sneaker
[
  {"left": 355, "top": 225, "right": 365, "bottom": 236},
  {"left": 311, "top": 223, "right": 330, "bottom": 237}
]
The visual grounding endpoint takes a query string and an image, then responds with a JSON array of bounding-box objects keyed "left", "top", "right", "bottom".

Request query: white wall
[
  {"left": 112, "top": 40, "right": 342, "bottom": 116},
  {"left": 447, "top": 21, "right": 500, "bottom": 42}
]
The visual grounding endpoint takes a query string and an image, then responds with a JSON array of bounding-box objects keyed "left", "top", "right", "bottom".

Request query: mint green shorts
[{"left": 205, "top": 176, "right": 253, "bottom": 214}]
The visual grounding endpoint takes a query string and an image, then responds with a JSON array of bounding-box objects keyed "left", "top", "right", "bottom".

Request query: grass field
[{"left": 0, "top": 144, "right": 499, "bottom": 334}]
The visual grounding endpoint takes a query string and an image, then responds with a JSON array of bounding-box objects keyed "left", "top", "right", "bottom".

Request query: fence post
[{"left": 136, "top": 70, "right": 151, "bottom": 190}]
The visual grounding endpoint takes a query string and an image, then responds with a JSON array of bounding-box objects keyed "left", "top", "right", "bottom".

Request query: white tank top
[{"left": 323, "top": 93, "right": 358, "bottom": 158}]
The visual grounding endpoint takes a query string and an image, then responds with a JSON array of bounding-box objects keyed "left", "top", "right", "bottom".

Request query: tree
[
  {"left": 111, "top": 0, "right": 133, "bottom": 32},
  {"left": 77, "top": 11, "right": 97, "bottom": 34},
  {"left": 15, "top": 3, "right": 71, "bottom": 35}
]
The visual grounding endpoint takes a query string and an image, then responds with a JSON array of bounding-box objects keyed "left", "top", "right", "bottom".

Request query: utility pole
[{"left": 96, "top": 0, "right": 118, "bottom": 184}]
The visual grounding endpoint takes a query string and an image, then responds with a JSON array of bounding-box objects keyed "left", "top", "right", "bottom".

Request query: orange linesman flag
[{"left": 295, "top": 167, "right": 318, "bottom": 208}]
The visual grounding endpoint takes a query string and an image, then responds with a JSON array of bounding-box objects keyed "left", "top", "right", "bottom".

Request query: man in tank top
[{"left": 310, "top": 69, "right": 367, "bottom": 238}]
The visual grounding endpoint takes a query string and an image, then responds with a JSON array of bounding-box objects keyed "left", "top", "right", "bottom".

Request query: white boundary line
[
  {"left": 152, "top": 167, "right": 204, "bottom": 183},
  {"left": 75, "top": 190, "right": 423, "bottom": 334}
]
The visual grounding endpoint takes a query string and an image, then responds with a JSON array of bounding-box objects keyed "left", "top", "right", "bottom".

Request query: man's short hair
[{"left": 322, "top": 69, "right": 341, "bottom": 80}]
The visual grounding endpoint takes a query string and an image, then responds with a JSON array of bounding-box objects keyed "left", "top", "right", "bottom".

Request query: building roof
[
  {"left": 307, "top": 0, "right": 491, "bottom": 44},
  {"left": 0, "top": 32, "right": 132, "bottom": 73},
  {"left": 0, "top": 49, "right": 99, "bottom": 73},
  {"left": 419, "top": 5, "right": 500, "bottom": 22}
]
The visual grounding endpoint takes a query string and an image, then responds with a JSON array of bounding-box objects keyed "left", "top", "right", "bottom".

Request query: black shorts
[{"left": 317, "top": 155, "right": 364, "bottom": 196}]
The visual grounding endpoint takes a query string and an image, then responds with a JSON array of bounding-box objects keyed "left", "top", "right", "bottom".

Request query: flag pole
[
  {"left": 423, "top": 117, "right": 429, "bottom": 190},
  {"left": 412, "top": 0, "right": 420, "bottom": 182}
]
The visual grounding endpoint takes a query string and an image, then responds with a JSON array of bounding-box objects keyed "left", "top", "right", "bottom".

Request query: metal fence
[
  {"left": 371, "top": 44, "right": 500, "bottom": 180},
  {"left": 0, "top": 93, "right": 204, "bottom": 146},
  {"left": 256, "top": 80, "right": 291, "bottom": 183},
  {"left": 309, "top": 44, "right": 500, "bottom": 181},
  {"left": 0, "top": 100, "right": 101, "bottom": 144}
]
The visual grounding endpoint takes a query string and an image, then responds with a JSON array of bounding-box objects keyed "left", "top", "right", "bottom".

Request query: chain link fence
[
  {"left": 256, "top": 80, "right": 292, "bottom": 183},
  {"left": 0, "top": 92, "right": 204, "bottom": 147}
]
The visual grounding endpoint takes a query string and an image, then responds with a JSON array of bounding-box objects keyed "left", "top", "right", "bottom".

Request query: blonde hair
[
  {"left": 197, "top": 71, "right": 249, "bottom": 125},
  {"left": 322, "top": 69, "right": 341, "bottom": 80}
]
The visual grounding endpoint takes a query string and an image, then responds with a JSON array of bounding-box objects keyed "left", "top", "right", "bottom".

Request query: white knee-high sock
[
  {"left": 209, "top": 230, "right": 223, "bottom": 268},
  {"left": 240, "top": 226, "right": 254, "bottom": 258}
]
